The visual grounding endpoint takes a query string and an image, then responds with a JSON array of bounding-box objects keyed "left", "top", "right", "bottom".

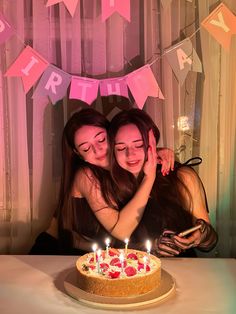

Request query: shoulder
[
  {"left": 72, "top": 167, "right": 100, "bottom": 197},
  {"left": 176, "top": 165, "right": 200, "bottom": 185},
  {"left": 176, "top": 165, "right": 205, "bottom": 201}
]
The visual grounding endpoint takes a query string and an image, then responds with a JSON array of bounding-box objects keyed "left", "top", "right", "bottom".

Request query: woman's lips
[
  {"left": 126, "top": 160, "right": 140, "bottom": 167},
  {"left": 96, "top": 155, "right": 107, "bottom": 161}
]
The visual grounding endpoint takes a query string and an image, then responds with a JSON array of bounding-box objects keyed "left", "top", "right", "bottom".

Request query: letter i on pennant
[{"left": 5, "top": 46, "right": 49, "bottom": 93}]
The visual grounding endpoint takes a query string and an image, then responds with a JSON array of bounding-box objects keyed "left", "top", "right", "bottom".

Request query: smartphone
[{"left": 178, "top": 224, "right": 202, "bottom": 237}]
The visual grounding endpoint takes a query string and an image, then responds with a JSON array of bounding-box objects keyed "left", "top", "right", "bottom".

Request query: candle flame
[
  {"left": 92, "top": 243, "right": 97, "bottom": 252},
  {"left": 105, "top": 238, "right": 110, "bottom": 246},
  {"left": 146, "top": 240, "right": 151, "bottom": 252},
  {"left": 124, "top": 238, "right": 129, "bottom": 244}
]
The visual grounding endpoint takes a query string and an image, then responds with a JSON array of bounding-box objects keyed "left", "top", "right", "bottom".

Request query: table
[{"left": 0, "top": 255, "right": 235, "bottom": 314}]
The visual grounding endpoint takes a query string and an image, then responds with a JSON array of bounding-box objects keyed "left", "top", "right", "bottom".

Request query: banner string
[{"left": 149, "top": 26, "right": 201, "bottom": 67}]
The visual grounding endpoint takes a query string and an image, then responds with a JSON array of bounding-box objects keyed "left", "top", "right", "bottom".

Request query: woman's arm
[{"left": 172, "top": 166, "right": 218, "bottom": 251}]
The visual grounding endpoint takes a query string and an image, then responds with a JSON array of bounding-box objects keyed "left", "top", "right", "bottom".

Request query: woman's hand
[
  {"left": 154, "top": 230, "right": 182, "bottom": 257},
  {"left": 143, "top": 130, "right": 157, "bottom": 179},
  {"left": 156, "top": 148, "right": 174, "bottom": 176},
  {"left": 173, "top": 219, "right": 218, "bottom": 252},
  {"left": 173, "top": 229, "right": 202, "bottom": 250}
]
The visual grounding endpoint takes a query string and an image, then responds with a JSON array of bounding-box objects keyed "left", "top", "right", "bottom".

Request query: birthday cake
[{"left": 76, "top": 248, "right": 161, "bottom": 297}]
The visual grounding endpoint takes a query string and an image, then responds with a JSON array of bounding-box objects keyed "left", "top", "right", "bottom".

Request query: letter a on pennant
[
  {"left": 201, "top": 3, "right": 236, "bottom": 50},
  {"left": 5, "top": 46, "right": 49, "bottom": 93}
]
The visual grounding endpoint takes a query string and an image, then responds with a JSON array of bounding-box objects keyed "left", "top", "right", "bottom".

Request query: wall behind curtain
[{"left": 0, "top": 0, "right": 235, "bottom": 257}]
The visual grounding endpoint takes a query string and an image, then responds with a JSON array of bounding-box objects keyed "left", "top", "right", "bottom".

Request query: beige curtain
[{"left": 198, "top": 0, "right": 236, "bottom": 258}]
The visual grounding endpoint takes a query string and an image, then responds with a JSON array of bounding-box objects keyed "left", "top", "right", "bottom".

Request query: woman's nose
[
  {"left": 92, "top": 143, "right": 103, "bottom": 153},
  {"left": 126, "top": 146, "right": 135, "bottom": 156}
]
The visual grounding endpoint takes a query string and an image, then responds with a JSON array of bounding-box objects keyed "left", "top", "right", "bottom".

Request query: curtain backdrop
[{"left": 0, "top": 0, "right": 235, "bottom": 257}]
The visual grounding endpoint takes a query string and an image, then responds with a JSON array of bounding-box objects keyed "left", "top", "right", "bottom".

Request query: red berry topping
[
  {"left": 89, "top": 265, "right": 96, "bottom": 270},
  {"left": 138, "top": 263, "right": 150, "bottom": 272},
  {"left": 110, "top": 257, "right": 120, "bottom": 266},
  {"left": 100, "top": 263, "right": 109, "bottom": 271},
  {"left": 113, "top": 260, "right": 127, "bottom": 268},
  {"left": 127, "top": 253, "right": 138, "bottom": 260},
  {"left": 125, "top": 266, "right": 137, "bottom": 277},
  {"left": 109, "top": 248, "right": 119, "bottom": 256},
  {"left": 108, "top": 271, "right": 121, "bottom": 279}
]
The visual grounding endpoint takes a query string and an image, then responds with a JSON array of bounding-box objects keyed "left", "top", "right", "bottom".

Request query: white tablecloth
[{"left": 0, "top": 255, "right": 235, "bottom": 314}]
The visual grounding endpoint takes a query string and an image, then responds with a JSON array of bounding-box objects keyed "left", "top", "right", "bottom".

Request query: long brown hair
[
  {"left": 109, "top": 109, "right": 194, "bottom": 236},
  {"left": 56, "top": 108, "right": 113, "bottom": 247}
]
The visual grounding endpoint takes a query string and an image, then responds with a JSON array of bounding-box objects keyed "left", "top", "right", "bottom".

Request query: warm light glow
[
  {"left": 124, "top": 238, "right": 129, "bottom": 245},
  {"left": 146, "top": 240, "right": 151, "bottom": 253},
  {"left": 92, "top": 243, "right": 97, "bottom": 252},
  {"left": 177, "top": 115, "right": 190, "bottom": 131},
  {"left": 105, "top": 238, "right": 110, "bottom": 246}
]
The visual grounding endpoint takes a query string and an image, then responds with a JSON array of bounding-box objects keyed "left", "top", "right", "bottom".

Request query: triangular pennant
[
  {"left": 5, "top": 46, "right": 49, "bottom": 93},
  {"left": 69, "top": 76, "right": 99, "bottom": 105},
  {"left": 100, "top": 77, "right": 129, "bottom": 98},
  {"left": 201, "top": 3, "right": 236, "bottom": 50},
  {"left": 165, "top": 38, "right": 202, "bottom": 85},
  {"left": 33, "top": 65, "right": 71, "bottom": 104},
  {"left": 0, "top": 13, "right": 15, "bottom": 45},
  {"left": 101, "top": 0, "right": 130, "bottom": 22},
  {"left": 126, "top": 65, "right": 164, "bottom": 109},
  {"left": 46, "top": 0, "right": 79, "bottom": 17}
]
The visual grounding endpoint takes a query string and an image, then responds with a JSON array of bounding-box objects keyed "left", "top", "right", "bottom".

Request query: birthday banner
[
  {"left": 1, "top": 2, "right": 236, "bottom": 107},
  {"left": 46, "top": 0, "right": 131, "bottom": 21}
]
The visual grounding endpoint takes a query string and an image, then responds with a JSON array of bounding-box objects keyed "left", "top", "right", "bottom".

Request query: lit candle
[
  {"left": 146, "top": 240, "right": 151, "bottom": 255},
  {"left": 124, "top": 238, "right": 129, "bottom": 256},
  {"left": 97, "top": 249, "right": 101, "bottom": 273},
  {"left": 105, "top": 238, "right": 110, "bottom": 257},
  {"left": 92, "top": 243, "right": 97, "bottom": 264},
  {"left": 119, "top": 251, "right": 124, "bottom": 274},
  {"left": 143, "top": 255, "right": 147, "bottom": 273}
]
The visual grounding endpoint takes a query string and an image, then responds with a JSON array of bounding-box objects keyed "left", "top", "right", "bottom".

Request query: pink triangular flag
[
  {"left": 69, "top": 76, "right": 99, "bottom": 105},
  {"left": 102, "top": 0, "right": 130, "bottom": 22},
  {"left": 46, "top": 0, "right": 79, "bottom": 17},
  {"left": 5, "top": 46, "right": 49, "bottom": 93},
  {"left": 126, "top": 65, "right": 164, "bottom": 109}
]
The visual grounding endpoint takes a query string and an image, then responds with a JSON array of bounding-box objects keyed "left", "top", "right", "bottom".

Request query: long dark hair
[
  {"left": 109, "top": 108, "right": 160, "bottom": 204},
  {"left": 56, "top": 108, "right": 112, "bottom": 246},
  {"left": 109, "top": 109, "right": 194, "bottom": 236}
]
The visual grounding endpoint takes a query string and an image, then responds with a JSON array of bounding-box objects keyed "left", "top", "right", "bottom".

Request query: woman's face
[
  {"left": 74, "top": 125, "right": 109, "bottom": 169},
  {"left": 114, "top": 124, "right": 145, "bottom": 177}
]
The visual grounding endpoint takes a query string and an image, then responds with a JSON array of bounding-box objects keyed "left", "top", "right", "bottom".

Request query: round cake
[{"left": 76, "top": 248, "right": 161, "bottom": 297}]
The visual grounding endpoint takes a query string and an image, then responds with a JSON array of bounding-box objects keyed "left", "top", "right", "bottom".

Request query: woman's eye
[
  {"left": 135, "top": 144, "right": 144, "bottom": 149},
  {"left": 83, "top": 146, "right": 90, "bottom": 152},
  {"left": 98, "top": 137, "right": 106, "bottom": 143},
  {"left": 115, "top": 146, "right": 126, "bottom": 152}
]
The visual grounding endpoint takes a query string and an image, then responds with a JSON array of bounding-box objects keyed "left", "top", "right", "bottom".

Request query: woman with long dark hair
[{"left": 109, "top": 109, "right": 218, "bottom": 257}]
